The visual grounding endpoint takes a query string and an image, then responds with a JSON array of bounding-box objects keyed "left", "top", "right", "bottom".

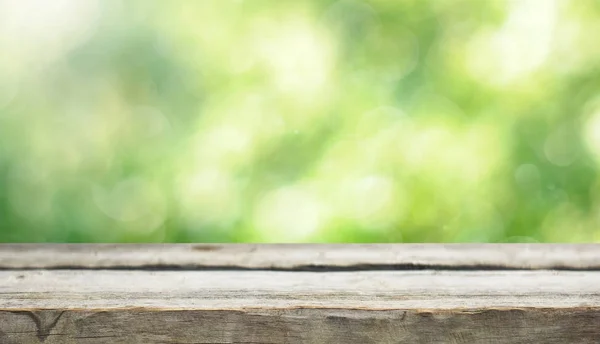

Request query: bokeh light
[{"left": 1, "top": 0, "right": 600, "bottom": 243}]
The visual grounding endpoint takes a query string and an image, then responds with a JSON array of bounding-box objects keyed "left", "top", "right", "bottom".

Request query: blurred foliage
[{"left": 1, "top": 0, "right": 600, "bottom": 242}]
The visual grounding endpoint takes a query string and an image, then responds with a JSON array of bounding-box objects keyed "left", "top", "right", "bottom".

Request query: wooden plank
[
  {"left": 1, "top": 244, "right": 600, "bottom": 269},
  {"left": 2, "top": 308, "right": 600, "bottom": 344},
  {"left": 2, "top": 244, "right": 600, "bottom": 343},
  {"left": 1, "top": 269, "right": 600, "bottom": 343},
  {"left": 2, "top": 270, "right": 600, "bottom": 309}
]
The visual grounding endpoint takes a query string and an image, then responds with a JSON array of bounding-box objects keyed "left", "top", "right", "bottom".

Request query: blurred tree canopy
[{"left": 1, "top": 0, "right": 600, "bottom": 242}]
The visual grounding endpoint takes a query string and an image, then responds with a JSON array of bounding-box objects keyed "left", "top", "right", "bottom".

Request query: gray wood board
[
  {"left": 3, "top": 245, "right": 600, "bottom": 343},
  {"left": 2, "top": 308, "right": 600, "bottom": 344},
  {"left": 2, "top": 244, "right": 600, "bottom": 270},
  {"left": 2, "top": 270, "right": 600, "bottom": 309},
  {"left": 1, "top": 269, "right": 600, "bottom": 343}
]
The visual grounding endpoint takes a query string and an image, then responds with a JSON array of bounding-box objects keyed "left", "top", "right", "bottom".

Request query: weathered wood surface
[
  {"left": 2, "top": 269, "right": 600, "bottom": 343},
  {"left": 2, "top": 243, "right": 600, "bottom": 269},
  {"left": 2, "top": 244, "right": 600, "bottom": 343},
  {"left": 3, "top": 270, "right": 600, "bottom": 309}
]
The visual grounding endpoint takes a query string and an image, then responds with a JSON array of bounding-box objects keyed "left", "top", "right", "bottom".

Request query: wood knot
[
  {"left": 192, "top": 245, "right": 222, "bottom": 252},
  {"left": 10, "top": 310, "right": 65, "bottom": 342}
]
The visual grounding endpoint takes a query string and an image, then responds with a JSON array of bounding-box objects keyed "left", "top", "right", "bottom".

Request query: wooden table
[{"left": 1, "top": 244, "right": 600, "bottom": 343}]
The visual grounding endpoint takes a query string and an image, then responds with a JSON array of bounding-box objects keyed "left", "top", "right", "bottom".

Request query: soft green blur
[{"left": 1, "top": 0, "right": 600, "bottom": 243}]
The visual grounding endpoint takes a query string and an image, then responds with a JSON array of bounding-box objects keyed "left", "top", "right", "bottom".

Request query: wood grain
[
  {"left": 3, "top": 270, "right": 600, "bottom": 309},
  {"left": 2, "top": 244, "right": 600, "bottom": 343},
  {"left": 2, "top": 308, "right": 600, "bottom": 344},
  {"left": 2, "top": 269, "right": 600, "bottom": 343},
  {"left": 1, "top": 244, "right": 600, "bottom": 270}
]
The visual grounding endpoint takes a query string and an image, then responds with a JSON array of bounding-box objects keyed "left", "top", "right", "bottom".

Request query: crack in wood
[{"left": 2, "top": 263, "right": 600, "bottom": 272}]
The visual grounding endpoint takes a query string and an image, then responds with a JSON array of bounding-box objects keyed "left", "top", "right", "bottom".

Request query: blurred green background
[{"left": 1, "top": 0, "right": 600, "bottom": 243}]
